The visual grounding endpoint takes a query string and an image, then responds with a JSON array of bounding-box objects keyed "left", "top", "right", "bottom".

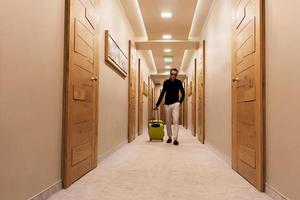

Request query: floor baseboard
[
  {"left": 28, "top": 140, "right": 128, "bottom": 200},
  {"left": 29, "top": 181, "right": 62, "bottom": 200},
  {"left": 204, "top": 140, "right": 232, "bottom": 167},
  {"left": 203, "top": 140, "right": 291, "bottom": 200},
  {"left": 97, "top": 140, "right": 128, "bottom": 163},
  {"left": 265, "top": 183, "right": 289, "bottom": 200},
  {"left": 29, "top": 137, "right": 290, "bottom": 200}
]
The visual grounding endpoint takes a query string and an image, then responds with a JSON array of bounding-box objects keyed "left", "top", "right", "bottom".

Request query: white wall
[
  {"left": 185, "top": 54, "right": 196, "bottom": 132},
  {"left": 137, "top": 52, "right": 150, "bottom": 134},
  {"left": 200, "top": 0, "right": 232, "bottom": 162},
  {"left": 184, "top": 0, "right": 232, "bottom": 162},
  {"left": 265, "top": 0, "right": 300, "bottom": 199},
  {"left": 98, "top": 0, "right": 135, "bottom": 157},
  {"left": 0, "top": 1, "right": 64, "bottom": 199}
]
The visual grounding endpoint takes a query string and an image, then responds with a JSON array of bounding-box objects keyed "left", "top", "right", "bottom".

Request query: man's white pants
[{"left": 165, "top": 102, "right": 180, "bottom": 140}]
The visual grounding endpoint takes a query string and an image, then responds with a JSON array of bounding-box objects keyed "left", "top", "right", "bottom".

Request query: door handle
[
  {"left": 91, "top": 76, "right": 98, "bottom": 81},
  {"left": 232, "top": 77, "right": 240, "bottom": 82}
]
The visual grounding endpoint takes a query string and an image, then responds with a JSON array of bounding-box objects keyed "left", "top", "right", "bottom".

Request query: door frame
[
  {"left": 148, "top": 76, "right": 153, "bottom": 121},
  {"left": 62, "top": 0, "right": 100, "bottom": 188},
  {"left": 137, "top": 58, "right": 143, "bottom": 135},
  {"left": 183, "top": 79, "right": 188, "bottom": 129},
  {"left": 197, "top": 40, "right": 206, "bottom": 144},
  {"left": 128, "top": 40, "right": 136, "bottom": 142},
  {"left": 191, "top": 59, "right": 197, "bottom": 136}
]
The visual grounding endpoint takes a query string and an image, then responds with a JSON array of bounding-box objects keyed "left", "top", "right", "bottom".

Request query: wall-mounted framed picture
[
  {"left": 105, "top": 30, "right": 128, "bottom": 77},
  {"left": 143, "top": 81, "right": 148, "bottom": 96}
]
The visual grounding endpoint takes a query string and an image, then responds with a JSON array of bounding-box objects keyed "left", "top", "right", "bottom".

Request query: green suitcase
[{"left": 148, "top": 109, "right": 164, "bottom": 141}]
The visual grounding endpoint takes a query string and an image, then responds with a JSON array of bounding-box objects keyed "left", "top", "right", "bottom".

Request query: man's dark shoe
[
  {"left": 167, "top": 138, "right": 172, "bottom": 143},
  {"left": 173, "top": 140, "right": 179, "bottom": 145}
]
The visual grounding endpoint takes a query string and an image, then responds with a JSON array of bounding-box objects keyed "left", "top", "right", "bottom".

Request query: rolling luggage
[{"left": 148, "top": 109, "right": 164, "bottom": 141}]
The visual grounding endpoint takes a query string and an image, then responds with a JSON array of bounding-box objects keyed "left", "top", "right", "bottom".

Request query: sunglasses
[{"left": 171, "top": 73, "right": 178, "bottom": 76}]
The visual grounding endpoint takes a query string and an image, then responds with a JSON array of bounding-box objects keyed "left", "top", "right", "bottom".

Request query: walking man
[{"left": 155, "top": 68, "right": 185, "bottom": 145}]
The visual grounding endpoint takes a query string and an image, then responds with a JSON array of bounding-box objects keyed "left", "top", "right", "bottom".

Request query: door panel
[
  {"left": 179, "top": 101, "right": 183, "bottom": 125},
  {"left": 159, "top": 88, "right": 166, "bottom": 123},
  {"left": 232, "top": 0, "right": 264, "bottom": 191},
  {"left": 197, "top": 41, "right": 205, "bottom": 144},
  {"left": 183, "top": 80, "right": 188, "bottom": 129},
  {"left": 148, "top": 77, "right": 153, "bottom": 121},
  {"left": 191, "top": 60, "right": 197, "bottom": 136},
  {"left": 128, "top": 41, "right": 136, "bottom": 142},
  {"left": 138, "top": 59, "right": 143, "bottom": 135},
  {"left": 63, "top": 0, "right": 99, "bottom": 188}
]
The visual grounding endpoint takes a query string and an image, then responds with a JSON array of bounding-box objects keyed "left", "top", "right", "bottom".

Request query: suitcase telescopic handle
[{"left": 153, "top": 107, "right": 160, "bottom": 121}]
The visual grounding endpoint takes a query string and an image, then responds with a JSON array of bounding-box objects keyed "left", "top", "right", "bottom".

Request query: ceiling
[
  {"left": 136, "top": 40, "right": 199, "bottom": 73},
  {"left": 138, "top": 0, "right": 197, "bottom": 74},
  {"left": 120, "top": 0, "right": 214, "bottom": 75},
  {"left": 138, "top": 0, "right": 198, "bottom": 40}
]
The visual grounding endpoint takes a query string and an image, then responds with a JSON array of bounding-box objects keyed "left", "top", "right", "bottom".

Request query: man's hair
[{"left": 170, "top": 68, "right": 178, "bottom": 74}]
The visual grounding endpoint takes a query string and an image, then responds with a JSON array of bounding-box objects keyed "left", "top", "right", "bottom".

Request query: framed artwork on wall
[
  {"left": 143, "top": 81, "right": 148, "bottom": 96},
  {"left": 105, "top": 30, "right": 128, "bottom": 77}
]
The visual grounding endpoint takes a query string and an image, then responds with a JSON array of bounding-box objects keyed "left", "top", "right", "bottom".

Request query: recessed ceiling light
[
  {"left": 164, "top": 49, "right": 172, "bottom": 53},
  {"left": 165, "top": 65, "right": 171, "bottom": 69},
  {"left": 161, "top": 12, "right": 172, "bottom": 18},
  {"left": 164, "top": 57, "right": 173, "bottom": 63},
  {"left": 162, "top": 34, "right": 172, "bottom": 39}
]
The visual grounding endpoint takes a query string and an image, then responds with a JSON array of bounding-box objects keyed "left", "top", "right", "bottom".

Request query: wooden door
[
  {"left": 148, "top": 77, "right": 153, "bottom": 121},
  {"left": 152, "top": 88, "right": 155, "bottom": 113},
  {"left": 137, "top": 59, "right": 143, "bottom": 135},
  {"left": 63, "top": 0, "right": 99, "bottom": 188},
  {"left": 183, "top": 80, "right": 188, "bottom": 129},
  {"left": 183, "top": 81, "right": 186, "bottom": 128},
  {"left": 179, "top": 86, "right": 183, "bottom": 125},
  {"left": 159, "top": 88, "right": 166, "bottom": 123},
  {"left": 191, "top": 60, "right": 197, "bottom": 136},
  {"left": 179, "top": 102, "right": 183, "bottom": 125},
  {"left": 232, "top": 0, "right": 265, "bottom": 191},
  {"left": 197, "top": 41, "right": 206, "bottom": 144},
  {"left": 128, "top": 40, "right": 136, "bottom": 142}
]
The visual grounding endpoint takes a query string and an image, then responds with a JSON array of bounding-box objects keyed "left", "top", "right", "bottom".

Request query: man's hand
[{"left": 154, "top": 106, "right": 159, "bottom": 110}]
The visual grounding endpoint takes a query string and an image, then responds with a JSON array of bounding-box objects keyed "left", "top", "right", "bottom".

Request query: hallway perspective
[
  {"left": 49, "top": 127, "right": 271, "bottom": 200},
  {"left": 1, "top": 0, "right": 300, "bottom": 199}
]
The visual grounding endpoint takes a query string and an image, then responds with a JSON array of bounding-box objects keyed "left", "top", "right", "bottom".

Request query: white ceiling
[{"left": 120, "top": 0, "right": 214, "bottom": 75}]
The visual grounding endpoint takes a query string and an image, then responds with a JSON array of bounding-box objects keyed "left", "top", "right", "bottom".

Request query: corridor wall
[
  {"left": 97, "top": 0, "right": 135, "bottom": 159},
  {"left": 186, "top": 55, "right": 197, "bottom": 132},
  {"left": 185, "top": 0, "right": 300, "bottom": 199},
  {"left": 265, "top": 0, "right": 300, "bottom": 199},
  {"left": 136, "top": 52, "right": 150, "bottom": 135},
  {"left": 0, "top": 0, "right": 153, "bottom": 199},
  {"left": 187, "top": 0, "right": 232, "bottom": 162},
  {"left": 0, "top": 1, "right": 65, "bottom": 200}
]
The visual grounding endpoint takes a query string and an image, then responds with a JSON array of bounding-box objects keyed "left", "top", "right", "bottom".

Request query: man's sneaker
[
  {"left": 173, "top": 140, "right": 179, "bottom": 145},
  {"left": 167, "top": 138, "right": 172, "bottom": 143}
]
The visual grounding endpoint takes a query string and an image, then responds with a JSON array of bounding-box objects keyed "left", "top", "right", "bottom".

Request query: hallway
[
  {"left": 49, "top": 127, "right": 271, "bottom": 200},
  {"left": 1, "top": 0, "right": 300, "bottom": 199}
]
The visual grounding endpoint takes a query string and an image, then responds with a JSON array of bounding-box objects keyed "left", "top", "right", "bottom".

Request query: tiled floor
[{"left": 49, "top": 127, "right": 272, "bottom": 200}]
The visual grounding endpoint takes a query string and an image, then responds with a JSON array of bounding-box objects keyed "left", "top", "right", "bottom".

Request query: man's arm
[
  {"left": 156, "top": 82, "right": 166, "bottom": 107},
  {"left": 179, "top": 81, "right": 185, "bottom": 104}
]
